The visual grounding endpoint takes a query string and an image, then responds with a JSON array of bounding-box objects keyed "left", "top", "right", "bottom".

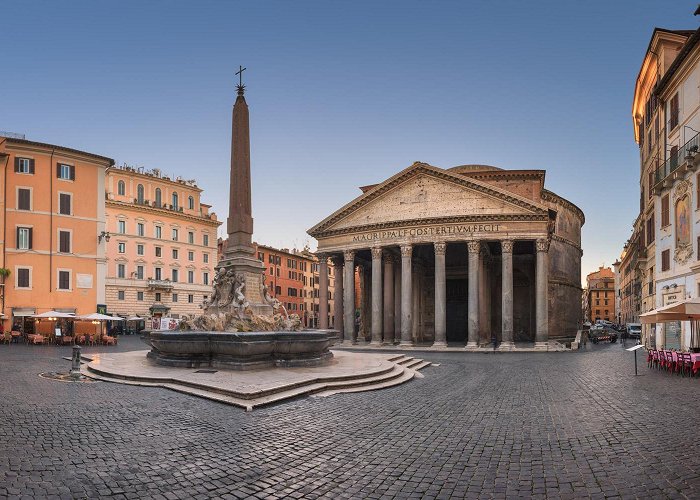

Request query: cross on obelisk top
[{"left": 235, "top": 65, "right": 246, "bottom": 95}]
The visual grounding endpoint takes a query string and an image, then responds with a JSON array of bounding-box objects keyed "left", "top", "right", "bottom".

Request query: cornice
[
  {"left": 106, "top": 167, "right": 203, "bottom": 192},
  {"left": 106, "top": 199, "right": 221, "bottom": 227},
  {"left": 313, "top": 213, "right": 549, "bottom": 239},
  {"left": 541, "top": 189, "right": 585, "bottom": 224},
  {"left": 551, "top": 234, "right": 583, "bottom": 255},
  {"left": 309, "top": 163, "right": 549, "bottom": 236}
]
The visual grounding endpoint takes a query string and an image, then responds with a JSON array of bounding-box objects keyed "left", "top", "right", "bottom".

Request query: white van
[{"left": 626, "top": 323, "right": 641, "bottom": 339}]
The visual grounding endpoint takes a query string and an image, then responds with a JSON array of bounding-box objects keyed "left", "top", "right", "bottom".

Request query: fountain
[{"left": 143, "top": 68, "right": 335, "bottom": 370}]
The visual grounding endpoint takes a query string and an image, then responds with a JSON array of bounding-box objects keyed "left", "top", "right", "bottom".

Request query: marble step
[{"left": 313, "top": 366, "right": 417, "bottom": 398}]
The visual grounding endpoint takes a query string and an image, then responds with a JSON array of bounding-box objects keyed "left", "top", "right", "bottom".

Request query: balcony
[
  {"left": 147, "top": 279, "right": 173, "bottom": 290},
  {"left": 653, "top": 132, "right": 700, "bottom": 193}
]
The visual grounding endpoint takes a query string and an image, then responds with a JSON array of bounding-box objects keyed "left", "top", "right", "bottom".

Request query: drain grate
[{"left": 194, "top": 369, "right": 218, "bottom": 374}]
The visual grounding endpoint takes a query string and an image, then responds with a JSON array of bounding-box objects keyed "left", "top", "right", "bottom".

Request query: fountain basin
[{"left": 144, "top": 330, "right": 336, "bottom": 370}]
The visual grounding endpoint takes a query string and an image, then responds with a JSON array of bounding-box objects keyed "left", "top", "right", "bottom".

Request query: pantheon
[{"left": 308, "top": 162, "right": 584, "bottom": 349}]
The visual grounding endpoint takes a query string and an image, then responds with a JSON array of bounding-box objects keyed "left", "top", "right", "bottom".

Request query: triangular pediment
[{"left": 309, "top": 163, "right": 548, "bottom": 236}]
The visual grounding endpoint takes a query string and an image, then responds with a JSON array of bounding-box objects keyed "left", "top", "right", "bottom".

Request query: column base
[
  {"left": 399, "top": 340, "right": 413, "bottom": 346},
  {"left": 465, "top": 341, "right": 479, "bottom": 350},
  {"left": 342, "top": 339, "right": 355, "bottom": 346},
  {"left": 370, "top": 340, "right": 382, "bottom": 346},
  {"left": 432, "top": 340, "right": 448, "bottom": 348},
  {"left": 498, "top": 341, "right": 515, "bottom": 351},
  {"left": 534, "top": 341, "right": 548, "bottom": 351}
]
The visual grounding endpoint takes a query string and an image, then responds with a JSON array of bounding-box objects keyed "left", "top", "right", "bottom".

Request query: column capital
[
  {"left": 330, "top": 255, "right": 344, "bottom": 267},
  {"left": 400, "top": 244, "right": 413, "bottom": 258},
  {"left": 316, "top": 252, "right": 330, "bottom": 261},
  {"left": 434, "top": 241, "right": 447, "bottom": 256},
  {"left": 501, "top": 239, "right": 514, "bottom": 253},
  {"left": 383, "top": 252, "right": 396, "bottom": 264},
  {"left": 536, "top": 238, "right": 550, "bottom": 253},
  {"left": 371, "top": 247, "right": 383, "bottom": 260},
  {"left": 343, "top": 249, "right": 356, "bottom": 261},
  {"left": 467, "top": 240, "right": 481, "bottom": 254}
]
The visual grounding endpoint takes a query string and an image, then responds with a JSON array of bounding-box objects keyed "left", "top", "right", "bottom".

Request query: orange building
[
  {"left": 104, "top": 165, "right": 221, "bottom": 322},
  {"left": 586, "top": 266, "right": 616, "bottom": 323},
  {"left": 0, "top": 136, "right": 114, "bottom": 332}
]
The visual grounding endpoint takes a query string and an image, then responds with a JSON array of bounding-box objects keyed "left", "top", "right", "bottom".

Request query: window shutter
[
  {"left": 56, "top": 163, "right": 61, "bottom": 178},
  {"left": 14, "top": 157, "right": 20, "bottom": 172},
  {"left": 28, "top": 228, "right": 33, "bottom": 249},
  {"left": 28, "top": 159, "right": 35, "bottom": 174},
  {"left": 70, "top": 165, "right": 75, "bottom": 180},
  {"left": 16, "top": 227, "right": 20, "bottom": 249}
]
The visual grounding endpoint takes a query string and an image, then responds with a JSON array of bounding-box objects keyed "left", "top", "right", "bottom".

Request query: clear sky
[{"left": 3, "top": 1, "right": 699, "bottom": 284}]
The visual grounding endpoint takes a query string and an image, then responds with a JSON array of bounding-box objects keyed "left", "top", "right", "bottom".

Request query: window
[
  {"left": 188, "top": 251, "right": 194, "bottom": 261},
  {"left": 137, "top": 244, "right": 144, "bottom": 255},
  {"left": 155, "top": 226, "right": 162, "bottom": 239},
  {"left": 58, "top": 270, "right": 70, "bottom": 290},
  {"left": 188, "top": 231, "right": 194, "bottom": 244},
  {"left": 59, "top": 231, "right": 71, "bottom": 253},
  {"left": 646, "top": 215, "right": 655, "bottom": 245},
  {"left": 59, "top": 193, "right": 71, "bottom": 215},
  {"left": 155, "top": 268, "right": 162, "bottom": 280},
  {"left": 118, "top": 290, "right": 125, "bottom": 300},
  {"left": 155, "top": 292, "right": 161, "bottom": 302},
  {"left": 203, "top": 234, "right": 209, "bottom": 246},
  {"left": 203, "top": 272, "right": 209, "bottom": 285},
  {"left": 604, "top": 299, "right": 608, "bottom": 306},
  {"left": 118, "top": 264, "right": 126, "bottom": 278},
  {"left": 172, "top": 249, "right": 179, "bottom": 259},
  {"left": 155, "top": 246, "right": 162, "bottom": 257},
  {"left": 595, "top": 299, "right": 599, "bottom": 306},
  {"left": 137, "top": 223, "right": 144, "bottom": 236},
  {"left": 669, "top": 93, "right": 679, "bottom": 130},
  {"left": 258, "top": 252, "right": 264, "bottom": 261},
  {"left": 188, "top": 196, "right": 194, "bottom": 210},
  {"left": 57, "top": 163, "right": 74, "bottom": 180},
  {"left": 661, "top": 195, "right": 670, "bottom": 227},
  {"left": 17, "top": 227, "right": 32, "bottom": 250},
  {"left": 188, "top": 294, "right": 194, "bottom": 303},
  {"left": 662, "top": 249, "right": 670, "bottom": 271},
  {"left": 137, "top": 291, "right": 144, "bottom": 301},
  {"left": 172, "top": 229, "right": 178, "bottom": 241},
  {"left": 648, "top": 171, "right": 654, "bottom": 199},
  {"left": 17, "top": 268, "right": 30, "bottom": 288},
  {"left": 172, "top": 269, "right": 179, "bottom": 282},
  {"left": 172, "top": 193, "right": 178, "bottom": 209},
  {"left": 118, "top": 220, "right": 126, "bottom": 234},
  {"left": 15, "top": 157, "right": 34, "bottom": 174},
  {"left": 118, "top": 180, "right": 125, "bottom": 196},
  {"left": 137, "top": 184, "right": 144, "bottom": 203},
  {"left": 188, "top": 270, "right": 194, "bottom": 283},
  {"left": 136, "top": 265, "right": 144, "bottom": 279},
  {"left": 172, "top": 293, "right": 178, "bottom": 302},
  {"left": 203, "top": 253, "right": 209, "bottom": 264},
  {"left": 697, "top": 236, "right": 700, "bottom": 260},
  {"left": 118, "top": 242, "right": 126, "bottom": 253},
  {"left": 17, "top": 188, "right": 31, "bottom": 210}
]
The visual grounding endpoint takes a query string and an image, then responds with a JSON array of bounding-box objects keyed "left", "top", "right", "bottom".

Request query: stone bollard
[{"left": 70, "top": 345, "right": 82, "bottom": 378}]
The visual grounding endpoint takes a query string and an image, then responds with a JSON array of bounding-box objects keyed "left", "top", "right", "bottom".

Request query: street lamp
[{"left": 98, "top": 231, "right": 111, "bottom": 243}]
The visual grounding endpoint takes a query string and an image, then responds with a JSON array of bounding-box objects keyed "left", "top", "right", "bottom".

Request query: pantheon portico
[{"left": 308, "top": 162, "right": 584, "bottom": 349}]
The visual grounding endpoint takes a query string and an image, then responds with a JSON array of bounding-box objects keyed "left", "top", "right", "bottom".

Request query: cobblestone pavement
[{"left": 0, "top": 337, "right": 698, "bottom": 499}]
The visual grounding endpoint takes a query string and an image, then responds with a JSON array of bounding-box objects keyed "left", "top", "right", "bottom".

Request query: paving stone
[{"left": 0, "top": 337, "right": 699, "bottom": 498}]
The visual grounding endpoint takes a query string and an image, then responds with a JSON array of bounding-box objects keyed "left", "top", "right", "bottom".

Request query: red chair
[{"left": 679, "top": 352, "right": 693, "bottom": 377}]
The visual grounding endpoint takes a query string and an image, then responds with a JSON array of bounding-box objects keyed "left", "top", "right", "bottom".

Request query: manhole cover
[{"left": 194, "top": 369, "right": 218, "bottom": 374}]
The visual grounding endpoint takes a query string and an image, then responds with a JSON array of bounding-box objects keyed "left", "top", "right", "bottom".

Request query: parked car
[{"left": 626, "top": 323, "right": 642, "bottom": 339}]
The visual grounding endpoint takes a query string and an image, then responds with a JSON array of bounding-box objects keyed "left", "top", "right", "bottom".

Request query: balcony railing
[
  {"left": 147, "top": 279, "right": 173, "bottom": 290},
  {"left": 654, "top": 132, "right": 700, "bottom": 186}
]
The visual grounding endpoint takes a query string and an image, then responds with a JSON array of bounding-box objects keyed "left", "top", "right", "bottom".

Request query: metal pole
[{"left": 634, "top": 349, "right": 638, "bottom": 376}]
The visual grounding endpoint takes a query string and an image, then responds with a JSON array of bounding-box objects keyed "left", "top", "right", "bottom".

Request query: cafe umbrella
[{"left": 640, "top": 297, "right": 700, "bottom": 349}]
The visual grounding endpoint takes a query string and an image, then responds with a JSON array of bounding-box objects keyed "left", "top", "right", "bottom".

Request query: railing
[
  {"left": 654, "top": 132, "right": 700, "bottom": 184},
  {"left": 147, "top": 279, "right": 173, "bottom": 290}
]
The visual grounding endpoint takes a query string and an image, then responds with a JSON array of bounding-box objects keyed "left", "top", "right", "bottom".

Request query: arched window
[
  {"left": 172, "top": 192, "right": 178, "bottom": 209},
  {"left": 155, "top": 188, "right": 162, "bottom": 207},
  {"left": 137, "top": 184, "right": 144, "bottom": 204},
  {"left": 117, "top": 180, "right": 125, "bottom": 196},
  {"left": 188, "top": 196, "right": 194, "bottom": 210}
]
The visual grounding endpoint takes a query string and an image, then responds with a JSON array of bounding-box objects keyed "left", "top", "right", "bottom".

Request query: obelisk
[{"left": 217, "top": 67, "right": 270, "bottom": 314}]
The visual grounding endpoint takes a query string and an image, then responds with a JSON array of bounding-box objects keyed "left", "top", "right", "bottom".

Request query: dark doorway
[{"left": 446, "top": 278, "right": 467, "bottom": 342}]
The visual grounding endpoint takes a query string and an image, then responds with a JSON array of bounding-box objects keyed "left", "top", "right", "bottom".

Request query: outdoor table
[{"left": 691, "top": 353, "right": 700, "bottom": 375}]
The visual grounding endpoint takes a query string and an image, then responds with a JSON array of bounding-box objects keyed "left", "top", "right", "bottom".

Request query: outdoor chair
[
  {"left": 11, "top": 331, "right": 21, "bottom": 344},
  {"left": 2, "top": 331, "right": 11, "bottom": 344},
  {"left": 31, "top": 334, "right": 46, "bottom": 345},
  {"left": 61, "top": 336, "right": 73, "bottom": 346},
  {"left": 680, "top": 352, "right": 693, "bottom": 377},
  {"left": 647, "top": 349, "right": 655, "bottom": 368},
  {"left": 666, "top": 351, "right": 676, "bottom": 374}
]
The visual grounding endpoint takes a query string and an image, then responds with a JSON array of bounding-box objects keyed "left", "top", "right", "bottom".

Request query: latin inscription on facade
[{"left": 351, "top": 224, "right": 501, "bottom": 242}]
